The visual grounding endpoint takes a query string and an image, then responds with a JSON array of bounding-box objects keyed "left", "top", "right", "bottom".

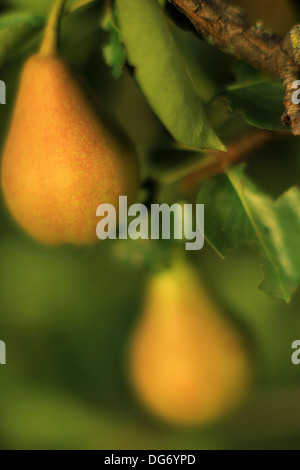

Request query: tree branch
[
  {"left": 179, "top": 130, "right": 286, "bottom": 193},
  {"left": 168, "top": 0, "right": 300, "bottom": 136}
]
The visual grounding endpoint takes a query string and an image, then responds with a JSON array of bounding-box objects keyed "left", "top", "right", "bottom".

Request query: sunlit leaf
[
  {"left": 68, "top": 0, "right": 97, "bottom": 13},
  {"left": 116, "top": 0, "right": 225, "bottom": 151},
  {"left": 198, "top": 166, "right": 300, "bottom": 301}
]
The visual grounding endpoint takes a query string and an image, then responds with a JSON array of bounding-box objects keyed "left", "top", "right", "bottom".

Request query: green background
[{"left": 1, "top": 0, "right": 300, "bottom": 450}]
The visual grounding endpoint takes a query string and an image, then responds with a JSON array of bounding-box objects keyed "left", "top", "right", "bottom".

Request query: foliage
[{"left": 1, "top": 0, "right": 300, "bottom": 450}]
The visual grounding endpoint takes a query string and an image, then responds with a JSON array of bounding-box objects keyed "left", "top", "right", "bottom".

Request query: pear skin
[
  {"left": 2, "top": 0, "right": 139, "bottom": 246},
  {"left": 129, "top": 262, "right": 252, "bottom": 426},
  {"left": 1, "top": 54, "right": 139, "bottom": 245}
]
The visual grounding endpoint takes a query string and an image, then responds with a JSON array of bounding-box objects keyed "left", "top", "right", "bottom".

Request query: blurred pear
[{"left": 129, "top": 260, "right": 253, "bottom": 426}]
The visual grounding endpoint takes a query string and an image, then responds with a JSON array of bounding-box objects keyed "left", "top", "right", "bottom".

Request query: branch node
[{"left": 168, "top": 0, "right": 300, "bottom": 137}]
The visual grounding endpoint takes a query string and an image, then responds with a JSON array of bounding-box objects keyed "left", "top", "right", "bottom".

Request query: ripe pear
[
  {"left": 129, "top": 261, "right": 252, "bottom": 426},
  {"left": 1, "top": 0, "right": 139, "bottom": 245}
]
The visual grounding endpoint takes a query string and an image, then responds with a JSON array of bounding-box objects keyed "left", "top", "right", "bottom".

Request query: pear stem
[{"left": 39, "top": 0, "right": 67, "bottom": 57}]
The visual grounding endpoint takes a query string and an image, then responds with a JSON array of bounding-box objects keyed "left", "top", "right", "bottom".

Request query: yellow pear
[
  {"left": 1, "top": 0, "right": 139, "bottom": 245},
  {"left": 129, "top": 261, "right": 252, "bottom": 426}
]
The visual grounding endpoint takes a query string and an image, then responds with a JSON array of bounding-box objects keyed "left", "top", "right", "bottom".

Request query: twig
[
  {"left": 168, "top": 0, "right": 300, "bottom": 136},
  {"left": 178, "top": 130, "right": 285, "bottom": 192},
  {"left": 39, "top": 0, "right": 67, "bottom": 57}
]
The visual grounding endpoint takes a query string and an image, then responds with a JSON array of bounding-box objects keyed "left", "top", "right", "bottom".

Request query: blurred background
[{"left": 1, "top": 0, "right": 300, "bottom": 450}]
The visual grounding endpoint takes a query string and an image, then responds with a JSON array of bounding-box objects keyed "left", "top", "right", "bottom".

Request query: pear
[
  {"left": 1, "top": 0, "right": 139, "bottom": 245},
  {"left": 129, "top": 261, "right": 252, "bottom": 426}
]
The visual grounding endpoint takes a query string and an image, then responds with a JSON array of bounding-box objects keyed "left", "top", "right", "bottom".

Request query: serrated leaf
[
  {"left": 101, "top": 11, "right": 125, "bottom": 79},
  {"left": 116, "top": 0, "right": 224, "bottom": 151},
  {"left": 198, "top": 166, "right": 300, "bottom": 301},
  {"left": 224, "top": 80, "right": 285, "bottom": 131},
  {"left": 198, "top": 173, "right": 255, "bottom": 257},
  {"left": 0, "top": 13, "right": 44, "bottom": 65}
]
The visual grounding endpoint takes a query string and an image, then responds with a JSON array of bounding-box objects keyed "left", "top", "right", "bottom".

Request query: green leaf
[
  {"left": 4, "top": 0, "right": 83, "bottom": 15},
  {"left": 198, "top": 172, "right": 255, "bottom": 257},
  {"left": 0, "top": 13, "right": 41, "bottom": 29},
  {"left": 116, "top": 0, "right": 224, "bottom": 151},
  {"left": 3, "top": 0, "right": 52, "bottom": 15},
  {"left": 101, "top": 9, "right": 126, "bottom": 79},
  {"left": 0, "top": 13, "right": 44, "bottom": 65},
  {"left": 198, "top": 166, "right": 300, "bottom": 301},
  {"left": 224, "top": 80, "right": 285, "bottom": 131},
  {"left": 68, "top": 0, "right": 98, "bottom": 13}
]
